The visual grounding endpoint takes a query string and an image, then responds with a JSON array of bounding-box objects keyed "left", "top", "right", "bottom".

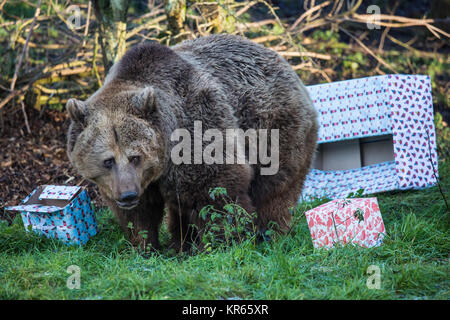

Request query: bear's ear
[
  {"left": 66, "top": 98, "right": 87, "bottom": 126},
  {"left": 132, "top": 87, "right": 157, "bottom": 118}
]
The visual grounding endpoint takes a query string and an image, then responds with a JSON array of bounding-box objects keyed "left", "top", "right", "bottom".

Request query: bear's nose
[{"left": 119, "top": 191, "right": 138, "bottom": 202}]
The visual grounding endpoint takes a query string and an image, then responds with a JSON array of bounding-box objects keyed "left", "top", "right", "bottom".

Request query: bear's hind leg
[
  {"left": 251, "top": 124, "right": 318, "bottom": 234},
  {"left": 252, "top": 182, "right": 296, "bottom": 233}
]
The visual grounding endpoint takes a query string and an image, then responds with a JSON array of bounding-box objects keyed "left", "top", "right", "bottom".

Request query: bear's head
[{"left": 66, "top": 85, "right": 166, "bottom": 209}]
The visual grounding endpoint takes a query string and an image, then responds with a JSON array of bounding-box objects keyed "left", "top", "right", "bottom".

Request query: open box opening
[{"left": 313, "top": 135, "right": 395, "bottom": 171}]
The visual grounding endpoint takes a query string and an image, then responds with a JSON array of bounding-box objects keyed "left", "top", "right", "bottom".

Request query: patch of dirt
[{"left": 0, "top": 106, "right": 102, "bottom": 224}]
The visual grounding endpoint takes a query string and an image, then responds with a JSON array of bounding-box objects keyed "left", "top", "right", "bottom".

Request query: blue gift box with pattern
[{"left": 5, "top": 185, "right": 98, "bottom": 245}]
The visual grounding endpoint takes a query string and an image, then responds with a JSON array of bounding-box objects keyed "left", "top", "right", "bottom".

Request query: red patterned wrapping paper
[{"left": 305, "top": 198, "right": 385, "bottom": 249}]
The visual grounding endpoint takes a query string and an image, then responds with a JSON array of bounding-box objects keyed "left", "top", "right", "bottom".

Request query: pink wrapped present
[{"left": 305, "top": 198, "right": 385, "bottom": 249}]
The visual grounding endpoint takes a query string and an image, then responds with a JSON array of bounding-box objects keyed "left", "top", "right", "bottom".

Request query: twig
[
  {"left": 130, "top": 7, "right": 165, "bottom": 22},
  {"left": 378, "top": 25, "right": 391, "bottom": 53},
  {"left": 239, "top": 19, "right": 277, "bottom": 29},
  {"left": 10, "top": 0, "right": 42, "bottom": 93},
  {"left": 0, "top": 83, "right": 32, "bottom": 111},
  {"left": 377, "top": 1, "right": 399, "bottom": 69},
  {"left": 20, "top": 101, "right": 31, "bottom": 135},
  {"left": 251, "top": 35, "right": 282, "bottom": 43},
  {"left": 82, "top": 1, "right": 92, "bottom": 48},
  {"left": 331, "top": 210, "right": 340, "bottom": 245},
  {"left": 298, "top": 0, "right": 363, "bottom": 33},
  {"left": 290, "top": 0, "right": 331, "bottom": 31},
  {"left": 425, "top": 130, "right": 449, "bottom": 211},
  {"left": 291, "top": 61, "right": 313, "bottom": 70},
  {"left": 15, "top": 36, "right": 70, "bottom": 49},
  {"left": 328, "top": 0, "right": 344, "bottom": 17},
  {"left": 385, "top": 34, "right": 440, "bottom": 59},
  {"left": 352, "top": 13, "right": 450, "bottom": 38},
  {"left": 278, "top": 51, "right": 331, "bottom": 60},
  {"left": 256, "top": 0, "right": 332, "bottom": 82},
  {"left": 93, "top": 31, "right": 103, "bottom": 87},
  {"left": 33, "top": 84, "right": 76, "bottom": 94},
  {"left": 126, "top": 15, "right": 166, "bottom": 39},
  {"left": 175, "top": 172, "right": 184, "bottom": 254},
  {"left": 235, "top": 1, "right": 257, "bottom": 17},
  {"left": 339, "top": 26, "right": 397, "bottom": 74}
]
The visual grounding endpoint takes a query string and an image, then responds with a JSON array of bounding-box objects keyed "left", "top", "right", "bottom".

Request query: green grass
[{"left": 1, "top": 160, "right": 448, "bottom": 300}]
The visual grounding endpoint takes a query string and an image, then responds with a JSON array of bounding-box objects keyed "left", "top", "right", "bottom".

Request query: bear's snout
[{"left": 116, "top": 191, "right": 140, "bottom": 209}]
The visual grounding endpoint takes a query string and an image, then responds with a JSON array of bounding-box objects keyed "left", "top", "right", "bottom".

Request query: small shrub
[{"left": 198, "top": 187, "right": 262, "bottom": 251}]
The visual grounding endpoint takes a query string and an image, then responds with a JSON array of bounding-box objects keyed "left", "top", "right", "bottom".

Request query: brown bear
[{"left": 66, "top": 34, "right": 318, "bottom": 251}]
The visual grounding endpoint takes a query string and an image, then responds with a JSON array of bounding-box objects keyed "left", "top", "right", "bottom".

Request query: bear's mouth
[{"left": 116, "top": 199, "right": 140, "bottom": 210}]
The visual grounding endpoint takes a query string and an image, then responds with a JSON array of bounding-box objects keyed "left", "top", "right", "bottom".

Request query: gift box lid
[
  {"left": 38, "top": 185, "right": 81, "bottom": 200},
  {"left": 5, "top": 185, "right": 84, "bottom": 214}
]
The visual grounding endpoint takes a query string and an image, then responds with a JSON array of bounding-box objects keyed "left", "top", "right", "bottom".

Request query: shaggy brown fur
[{"left": 66, "top": 34, "right": 318, "bottom": 251}]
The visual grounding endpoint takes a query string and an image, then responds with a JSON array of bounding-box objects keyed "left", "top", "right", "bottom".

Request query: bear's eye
[
  {"left": 103, "top": 158, "right": 115, "bottom": 169},
  {"left": 129, "top": 155, "right": 140, "bottom": 166}
]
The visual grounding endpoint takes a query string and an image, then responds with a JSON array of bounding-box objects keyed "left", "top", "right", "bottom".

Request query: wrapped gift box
[
  {"left": 305, "top": 198, "right": 385, "bottom": 249},
  {"left": 4, "top": 185, "right": 98, "bottom": 245},
  {"left": 301, "top": 74, "right": 438, "bottom": 201}
]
